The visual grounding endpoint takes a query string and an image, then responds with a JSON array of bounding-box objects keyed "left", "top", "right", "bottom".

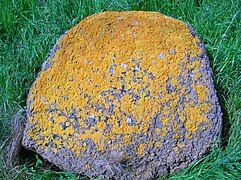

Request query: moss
[{"left": 27, "top": 11, "right": 212, "bottom": 158}]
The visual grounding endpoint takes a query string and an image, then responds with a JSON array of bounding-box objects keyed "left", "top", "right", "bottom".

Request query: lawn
[{"left": 0, "top": 0, "right": 240, "bottom": 179}]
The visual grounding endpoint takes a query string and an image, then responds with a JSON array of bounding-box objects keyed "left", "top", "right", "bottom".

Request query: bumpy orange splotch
[{"left": 27, "top": 11, "right": 211, "bottom": 157}]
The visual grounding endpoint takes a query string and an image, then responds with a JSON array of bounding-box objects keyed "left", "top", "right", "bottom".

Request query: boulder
[{"left": 22, "top": 11, "right": 222, "bottom": 179}]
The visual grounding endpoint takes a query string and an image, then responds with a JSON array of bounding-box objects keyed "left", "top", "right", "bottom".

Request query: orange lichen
[
  {"left": 26, "top": 11, "right": 212, "bottom": 157},
  {"left": 136, "top": 143, "right": 146, "bottom": 156},
  {"left": 193, "top": 84, "right": 209, "bottom": 102}
]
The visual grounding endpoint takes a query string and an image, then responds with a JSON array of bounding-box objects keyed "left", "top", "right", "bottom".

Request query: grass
[{"left": 0, "top": 0, "right": 240, "bottom": 179}]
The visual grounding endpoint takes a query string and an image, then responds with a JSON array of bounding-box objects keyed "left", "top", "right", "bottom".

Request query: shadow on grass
[{"left": 12, "top": 148, "right": 80, "bottom": 179}]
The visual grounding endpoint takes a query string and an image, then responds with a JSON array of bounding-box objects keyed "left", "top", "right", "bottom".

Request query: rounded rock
[{"left": 22, "top": 11, "right": 222, "bottom": 179}]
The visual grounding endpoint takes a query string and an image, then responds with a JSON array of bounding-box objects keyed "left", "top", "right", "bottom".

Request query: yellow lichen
[
  {"left": 136, "top": 143, "right": 146, "bottom": 156},
  {"left": 26, "top": 11, "right": 212, "bottom": 157}
]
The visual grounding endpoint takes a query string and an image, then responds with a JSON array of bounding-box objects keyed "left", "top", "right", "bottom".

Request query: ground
[{"left": 0, "top": 0, "right": 240, "bottom": 179}]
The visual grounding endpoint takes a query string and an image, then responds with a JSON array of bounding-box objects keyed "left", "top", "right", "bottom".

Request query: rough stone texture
[{"left": 22, "top": 11, "right": 222, "bottom": 179}]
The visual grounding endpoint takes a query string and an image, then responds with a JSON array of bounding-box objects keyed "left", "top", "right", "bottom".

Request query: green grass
[{"left": 0, "top": 0, "right": 241, "bottom": 179}]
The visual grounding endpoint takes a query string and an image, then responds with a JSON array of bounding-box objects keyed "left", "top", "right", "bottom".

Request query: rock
[{"left": 22, "top": 11, "right": 222, "bottom": 179}]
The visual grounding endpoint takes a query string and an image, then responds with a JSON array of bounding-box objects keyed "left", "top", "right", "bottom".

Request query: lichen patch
[{"left": 22, "top": 11, "right": 222, "bottom": 179}]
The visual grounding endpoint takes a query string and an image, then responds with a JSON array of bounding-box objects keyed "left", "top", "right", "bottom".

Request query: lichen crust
[{"left": 22, "top": 11, "right": 222, "bottom": 179}]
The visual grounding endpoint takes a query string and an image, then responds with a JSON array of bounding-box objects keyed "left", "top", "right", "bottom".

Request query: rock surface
[{"left": 22, "top": 11, "right": 222, "bottom": 179}]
